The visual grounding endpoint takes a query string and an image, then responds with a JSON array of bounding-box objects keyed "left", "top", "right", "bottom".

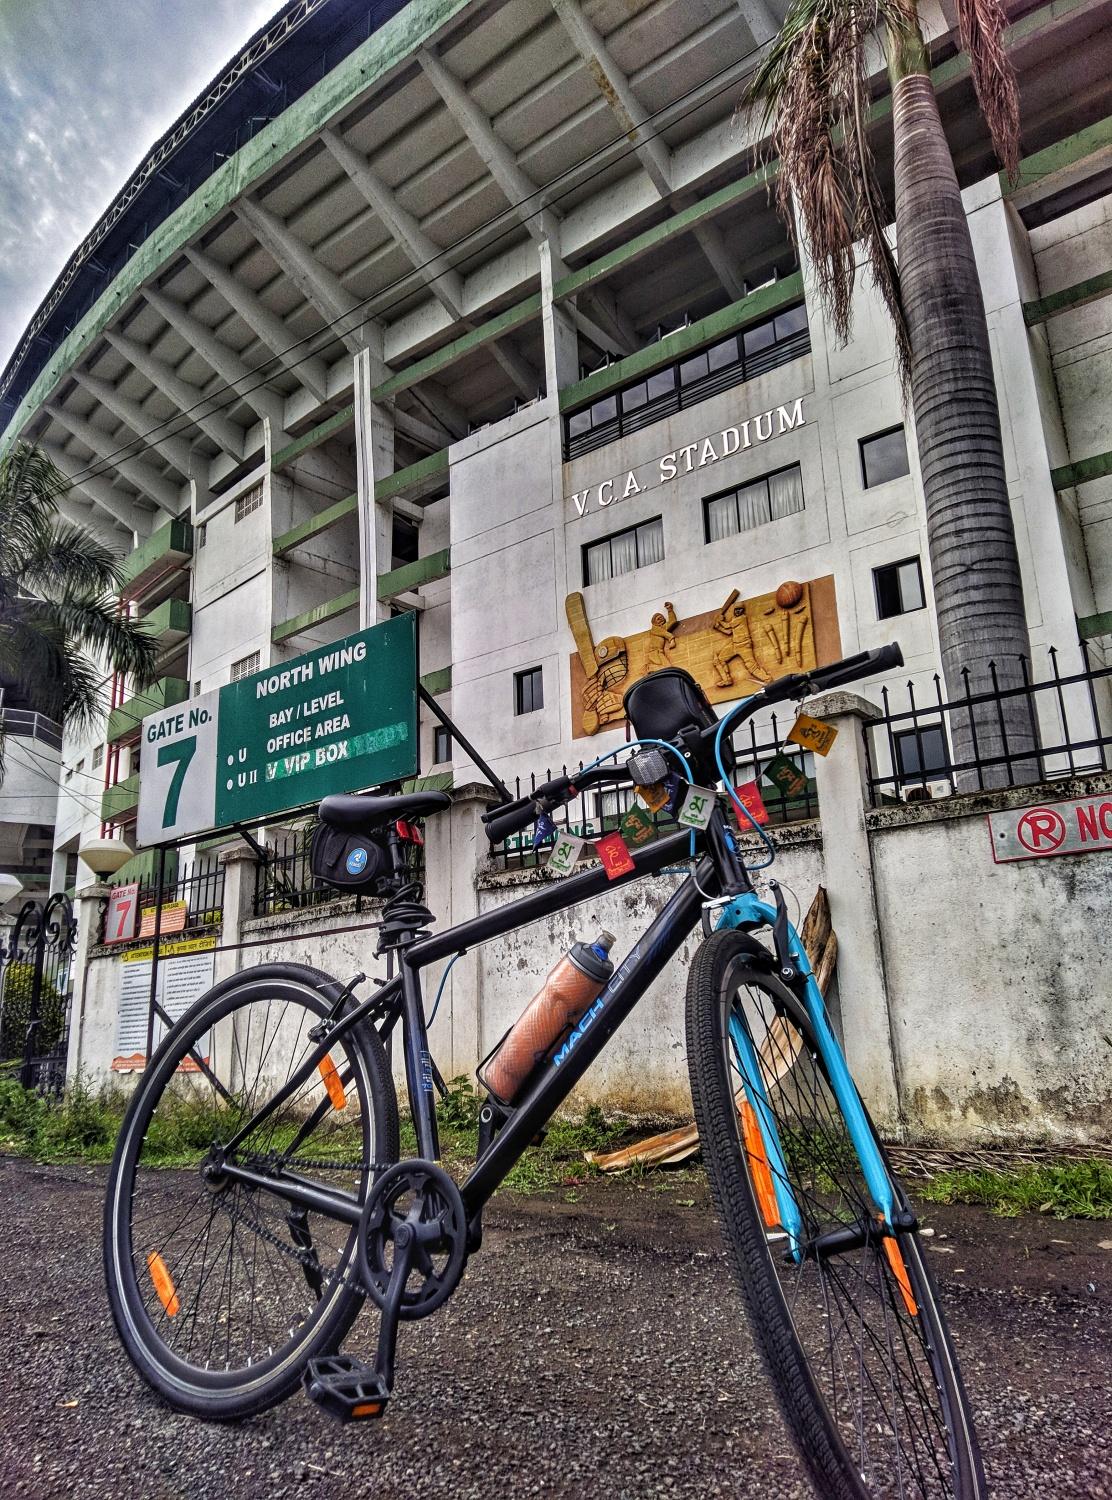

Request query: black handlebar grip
[{"left": 484, "top": 801, "right": 542, "bottom": 844}]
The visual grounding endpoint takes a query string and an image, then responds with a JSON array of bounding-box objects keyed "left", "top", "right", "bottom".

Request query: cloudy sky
[{"left": 0, "top": 0, "right": 282, "bottom": 368}]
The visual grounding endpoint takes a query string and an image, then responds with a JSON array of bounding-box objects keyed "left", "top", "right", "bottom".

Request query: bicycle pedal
[{"left": 304, "top": 1354, "right": 390, "bottom": 1423}]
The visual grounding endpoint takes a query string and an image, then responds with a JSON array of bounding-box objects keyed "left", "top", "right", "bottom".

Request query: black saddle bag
[
  {"left": 622, "top": 668, "right": 736, "bottom": 783},
  {"left": 309, "top": 822, "right": 390, "bottom": 894}
]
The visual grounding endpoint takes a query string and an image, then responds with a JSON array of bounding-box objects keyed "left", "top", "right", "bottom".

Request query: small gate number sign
[{"left": 988, "top": 793, "right": 1112, "bottom": 862}]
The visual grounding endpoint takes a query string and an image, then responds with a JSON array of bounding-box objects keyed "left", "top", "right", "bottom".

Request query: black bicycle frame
[{"left": 219, "top": 814, "right": 750, "bottom": 1229}]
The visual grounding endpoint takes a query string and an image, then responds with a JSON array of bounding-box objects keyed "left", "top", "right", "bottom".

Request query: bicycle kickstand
[{"left": 303, "top": 1225, "right": 414, "bottom": 1422}]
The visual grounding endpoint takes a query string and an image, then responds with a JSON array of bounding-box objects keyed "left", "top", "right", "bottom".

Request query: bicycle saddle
[{"left": 318, "top": 790, "right": 451, "bottom": 832}]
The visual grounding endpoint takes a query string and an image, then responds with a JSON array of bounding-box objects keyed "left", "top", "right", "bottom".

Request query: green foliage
[
  {"left": 0, "top": 1075, "right": 122, "bottom": 1161},
  {"left": 439, "top": 1075, "right": 480, "bottom": 1130},
  {"left": 920, "top": 1160, "right": 1112, "bottom": 1220},
  {"left": 0, "top": 961, "right": 64, "bottom": 1059}
]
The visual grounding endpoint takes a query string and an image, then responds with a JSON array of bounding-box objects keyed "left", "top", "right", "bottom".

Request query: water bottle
[{"left": 479, "top": 932, "right": 616, "bottom": 1104}]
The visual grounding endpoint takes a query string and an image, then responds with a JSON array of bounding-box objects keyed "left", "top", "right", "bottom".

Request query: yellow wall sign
[{"left": 787, "top": 713, "right": 838, "bottom": 757}]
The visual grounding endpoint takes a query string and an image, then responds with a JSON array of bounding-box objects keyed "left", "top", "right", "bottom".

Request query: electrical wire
[
  {"left": 31, "top": 29, "right": 778, "bottom": 498},
  {"left": 425, "top": 950, "right": 463, "bottom": 1029},
  {"left": 713, "top": 698, "right": 778, "bottom": 871}
]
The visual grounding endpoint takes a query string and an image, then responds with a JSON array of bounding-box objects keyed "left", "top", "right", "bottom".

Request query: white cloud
[{"left": 0, "top": 0, "right": 280, "bottom": 369}]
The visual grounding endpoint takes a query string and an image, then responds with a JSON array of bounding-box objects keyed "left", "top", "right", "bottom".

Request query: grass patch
[{"left": 919, "top": 1160, "right": 1112, "bottom": 1220}]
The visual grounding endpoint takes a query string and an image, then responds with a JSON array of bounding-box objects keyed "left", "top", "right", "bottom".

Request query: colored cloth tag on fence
[
  {"left": 532, "top": 811, "right": 557, "bottom": 849},
  {"left": 619, "top": 802, "right": 657, "bottom": 848},
  {"left": 787, "top": 712, "right": 838, "bottom": 757},
  {"left": 546, "top": 833, "right": 584, "bottom": 876},
  {"left": 732, "top": 780, "right": 770, "bottom": 826},
  {"left": 677, "top": 784, "right": 716, "bottom": 830},
  {"left": 635, "top": 780, "right": 670, "bottom": 813},
  {"left": 595, "top": 830, "right": 636, "bottom": 880},
  {"left": 762, "top": 752, "right": 809, "bottom": 800}
]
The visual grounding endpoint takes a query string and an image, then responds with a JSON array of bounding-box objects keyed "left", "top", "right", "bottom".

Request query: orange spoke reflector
[
  {"left": 351, "top": 1401, "right": 383, "bottom": 1418},
  {"left": 740, "top": 1100, "right": 780, "bottom": 1231},
  {"left": 147, "top": 1252, "right": 180, "bottom": 1317},
  {"left": 318, "top": 1054, "right": 347, "bottom": 1110},
  {"left": 882, "top": 1234, "right": 919, "bottom": 1318}
]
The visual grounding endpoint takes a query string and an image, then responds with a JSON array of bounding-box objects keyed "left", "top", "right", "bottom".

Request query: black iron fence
[
  {"left": 104, "top": 860, "right": 226, "bottom": 942},
  {"left": 0, "top": 894, "right": 76, "bottom": 1094},
  {"left": 489, "top": 713, "right": 818, "bottom": 871},
  {"left": 864, "top": 643, "right": 1112, "bottom": 804},
  {"left": 252, "top": 825, "right": 426, "bottom": 919}
]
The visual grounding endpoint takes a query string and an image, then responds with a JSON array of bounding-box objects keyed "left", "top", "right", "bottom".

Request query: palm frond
[
  {"left": 0, "top": 443, "right": 64, "bottom": 580},
  {"left": 32, "top": 594, "right": 159, "bottom": 687},
  {"left": 957, "top": 0, "right": 1021, "bottom": 182},
  {"left": 18, "top": 520, "right": 126, "bottom": 599}
]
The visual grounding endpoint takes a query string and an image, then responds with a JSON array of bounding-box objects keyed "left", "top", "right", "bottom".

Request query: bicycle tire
[
  {"left": 104, "top": 963, "right": 398, "bottom": 1420},
  {"left": 686, "top": 929, "right": 984, "bottom": 1499}
]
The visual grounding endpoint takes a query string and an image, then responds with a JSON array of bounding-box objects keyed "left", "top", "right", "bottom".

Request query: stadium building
[{"left": 2, "top": 0, "right": 1112, "bottom": 1116}]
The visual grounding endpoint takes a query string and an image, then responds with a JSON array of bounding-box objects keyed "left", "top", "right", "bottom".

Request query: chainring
[{"left": 356, "top": 1159, "right": 468, "bottom": 1320}]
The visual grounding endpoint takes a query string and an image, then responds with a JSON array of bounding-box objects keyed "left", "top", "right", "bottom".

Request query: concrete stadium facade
[{"left": 1, "top": 0, "right": 1110, "bottom": 903}]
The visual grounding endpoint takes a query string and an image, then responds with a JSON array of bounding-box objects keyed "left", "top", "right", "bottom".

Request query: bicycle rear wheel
[
  {"left": 104, "top": 964, "right": 398, "bottom": 1420},
  {"left": 686, "top": 930, "right": 983, "bottom": 1499}
]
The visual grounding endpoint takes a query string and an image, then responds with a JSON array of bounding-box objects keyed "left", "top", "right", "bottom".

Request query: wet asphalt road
[{"left": 0, "top": 1154, "right": 1109, "bottom": 1499}]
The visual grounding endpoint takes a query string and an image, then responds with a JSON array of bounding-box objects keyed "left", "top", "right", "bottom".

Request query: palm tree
[
  {"left": 0, "top": 444, "right": 157, "bottom": 774},
  {"left": 749, "top": 0, "right": 1036, "bottom": 782}
]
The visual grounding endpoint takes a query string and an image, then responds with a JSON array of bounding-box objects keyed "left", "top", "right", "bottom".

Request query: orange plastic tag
[
  {"left": 318, "top": 1054, "right": 347, "bottom": 1110},
  {"left": 882, "top": 1233, "right": 919, "bottom": 1317},
  {"left": 635, "top": 781, "right": 670, "bottom": 813},
  {"left": 787, "top": 712, "right": 838, "bottom": 756},
  {"left": 147, "top": 1251, "right": 180, "bottom": 1317},
  {"left": 739, "top": 1101, "right": 780, "bottom": 1231}
]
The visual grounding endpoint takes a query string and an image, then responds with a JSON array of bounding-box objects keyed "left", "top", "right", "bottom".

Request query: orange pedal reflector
[
  {"left": 740, "top": 1100, "right": 780, "bottom": 1230},
  {"left": 882, "top": 1234, "right": 919, "bottom": 1317},
  {"left": 147, "top": 1252, "right": 180, "bottom": 1317},
  {"left": 351, "top": 1401, "right": 383, "bottom": 1418},
  {"left": 318, "top": 1054, "right": 347, "bottom": 1110}
]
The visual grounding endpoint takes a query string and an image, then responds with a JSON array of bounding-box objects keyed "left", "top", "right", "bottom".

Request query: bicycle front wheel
[
  {"left": 104, "top": 963, "right": 398, "bottom": 1420},
  {"left": 686, "top": 930, "right": 983, "bottom": 1499}
]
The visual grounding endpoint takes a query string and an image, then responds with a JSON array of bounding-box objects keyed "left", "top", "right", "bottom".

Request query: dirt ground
[{"left": 0, "top": 1154, "right": 1109, "bottom": 1499}]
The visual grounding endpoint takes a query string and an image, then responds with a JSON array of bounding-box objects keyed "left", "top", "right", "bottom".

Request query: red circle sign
[{"left": 1016, "top": 806, "right": 1067, "bottom": 853}]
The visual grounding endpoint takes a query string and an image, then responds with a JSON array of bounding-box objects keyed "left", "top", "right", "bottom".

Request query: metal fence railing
[
  {"left": 252, "top": 826, "right": 426, "bottom": 919},
  {"left": 104, "top": 860, "right": 226, "bottom": 942},
  {"left": 864, "top": 643, "right": 1112, "bottom": 804}
]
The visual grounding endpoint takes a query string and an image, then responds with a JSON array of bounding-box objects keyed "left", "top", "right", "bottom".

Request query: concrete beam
[
  {"left": 43, "top": 405, "right": 184, "bottom": 513},
  {"left": 185, "top": 245, "right": 330, "bottom": 402},
  {"left": 41, "top": 441, "right": 152, "bottom": 537},
  {"left": 417, "top": 45, "right": 563, "bottom": 247},
  {"left": 735, "top": 0, "right": 779, "bottom": 44},
  {"left": 236, "top": 197, "right": 367, "bottom": 355},
  {"left": 70, "top": 370, "right": 195, "bottom": 478},
  {"left": 104, "top": 330, "right": 247, "bottom": 460},
  {"left": 410, "top": 380, "right": 468, "bottom": 441},
  {"left": 550, "top": 0, "right": 672, "bottom": 197},
  {"left": 577, "top": 285, "right": 637, "bottom": 355},
  {"left": 143, "top": 285, "right": 288, "bottom": 440}
]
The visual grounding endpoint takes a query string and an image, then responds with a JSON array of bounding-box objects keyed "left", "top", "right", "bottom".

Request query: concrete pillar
[
  {"left": 806, "top": 690, "right": 903, "bottom": 1134},
  {"left": 215, "top": 843, "right": 259, "bottom": 984},
  {"left": 423, "top": 783, "right": 500, "bottom": 1079},
  {"left": 353, "top": 347, "right": 395, "bottom": 627},
  {"left": 65, "top": 883, "right": 111, "bottom": 1085},
  {"left": 539, "top": 238, "right": 579, "bottom": 395}
]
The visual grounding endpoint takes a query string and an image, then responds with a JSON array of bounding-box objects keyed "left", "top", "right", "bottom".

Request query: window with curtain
[
  {"left": 583, "top": 517, "right": 664, "bottom": 584},
  {"left": 703, "top": 464, "right": 805, "bottom": 543}
]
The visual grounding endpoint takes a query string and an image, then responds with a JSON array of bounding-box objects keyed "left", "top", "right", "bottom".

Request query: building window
[
  {"left": 564, "top": 302, "right": 809, "bottom": 461},
  {"left": 584, "top": 517, "right": 664, "bottom": 585},
  {"left": 514, "top": 666, "right": 543, "bottom": 716},
  {"left": 873, "top": 558, "right": 925, "bottom": 619},
  {"left": 92, "top": 744, "right": 104, "bottom": 769},
  {"left": 860, "top": 427, "right": 910, "bottom": 489},
  {"left": 234, "top": 485, "right": 264, "bottom": 522},
  {"left": 433, "top": 726, "right": 452, "bottom": 764},
  {"left": 230, "top": 651, "right": 261, "bottom": 682},
  {"left": 894, "top": 725, "right": 949, "bottom": 785},
  {"left": 704, "top": 463, "right": 805, "bottom": 543}
]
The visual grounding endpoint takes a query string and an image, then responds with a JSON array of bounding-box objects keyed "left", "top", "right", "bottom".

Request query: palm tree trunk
[{"left": 888, "top": 23, "right": 1038, "bottom": 788}]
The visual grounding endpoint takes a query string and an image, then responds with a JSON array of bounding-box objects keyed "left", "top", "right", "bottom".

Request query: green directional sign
[{"left": 135, "top": 614, "right": 418, "bottom": 846}]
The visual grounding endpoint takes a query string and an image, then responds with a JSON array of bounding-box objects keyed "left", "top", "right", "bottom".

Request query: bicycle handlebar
[
  {"left": 482, "top": 764, "right": 632, "bottom": 844},
  {"left": 720, "top": 642, "right": 904, "bottom": 715}
]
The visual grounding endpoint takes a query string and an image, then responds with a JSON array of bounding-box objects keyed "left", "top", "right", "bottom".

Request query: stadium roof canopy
[{"left": 3, "top": 0, "right": 1109, "bottom": 542}]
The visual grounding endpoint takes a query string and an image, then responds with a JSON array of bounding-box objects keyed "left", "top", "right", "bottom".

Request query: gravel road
[{"left": 0, "top": 1154, "right": 1108, "bottom": 1499}]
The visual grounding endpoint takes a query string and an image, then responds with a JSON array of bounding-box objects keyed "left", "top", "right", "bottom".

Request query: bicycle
[{"left": 103, "top": 641, "right": 985, "bottom": 1499}]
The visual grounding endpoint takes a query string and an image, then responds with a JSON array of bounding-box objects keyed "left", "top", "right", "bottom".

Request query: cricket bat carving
[{"left": 565, "top": 592, "right": 628, "bottom": 734}]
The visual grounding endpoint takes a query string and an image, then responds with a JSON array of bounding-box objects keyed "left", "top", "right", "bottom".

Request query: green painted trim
[
  {"left": 140, "top": 596, "right": 191, "bottom": 641},
  {"left": 272, "top": 405, "right": 354, "bottom": 471},
  {"left": 271, "top": 587, "right": 360, "bottom": 645},
  {"left": 419, "top": 665, "right": 452, "bottom": 695},
  {"left": 373, "top": 447, "right": 449, "bottom": 501},
  {"left": 101, "top": 772, "right": 141, "bottom": 824},
  {"left": 378, "top": 547, "right": 451, "bottom": 599},
  {"left": 1078, "top": 609, "right": 1112, "bottom": 640},
  {"left": 559, "top": 272, "right": 805, "bottom": 413},
  {"left": 1005, "top": 112, "right": 1112, "bottom": 196},
  {"left": 273, "top": 492, "right": 357, "bottom": 556},
  {"left": 107, "top": 676, "right": 190, "bottom": 744},
  {"left": 120, "top": 518, "right": 193, "bottom": 598},
  {"left": 373, "top": 296, "right": 542, "bottom": 402},
  {"left": 109, "top": 847, "right": 179, "bottom": 888},
  {"left": 1023, "top": 268, "right": 1112, "bottom": 325},
  {"left": 402, "top": 771, "right": 454, "bottom": 793},
  {"left": 0, "top": 0, "right": 474, "bottom": 454},
  {"left": 1051, "top": 449, "right": 1112, "bottom": 490}
]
